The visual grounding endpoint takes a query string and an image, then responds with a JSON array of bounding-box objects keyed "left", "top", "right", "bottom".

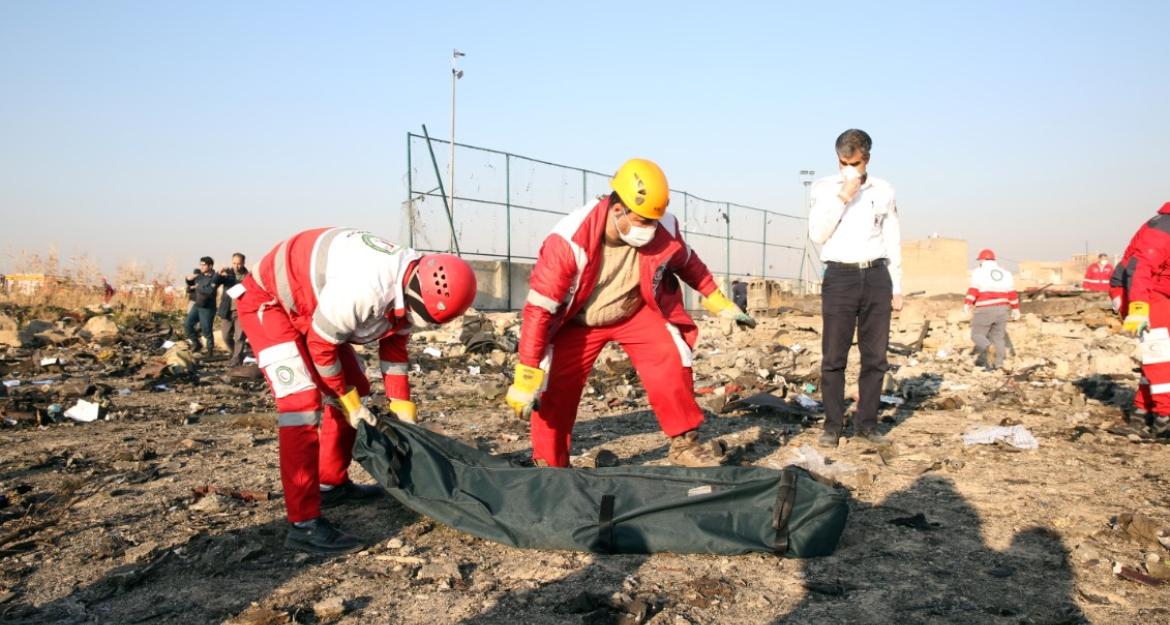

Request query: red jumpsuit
[
  {"left": 519, "top": 197, "right": 719, "bottom": 467},
  {"left": 234, "top": 228, "right": 417, "bottom": 522},
  {"left": 1083, "top": 261, "right": 1113, "bottom": 292},
  {"left": 1114, "top": 203, "right": 1170, "bottom": 416}
]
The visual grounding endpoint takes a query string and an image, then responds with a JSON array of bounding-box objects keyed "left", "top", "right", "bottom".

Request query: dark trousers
[
  {"left": 185, "top": 306, "right": 215, "bottom": 351},
  {"left": 220, "top": 311, "right": 249, "bottom": 365},
  {"left": 820, "top": 263, "right": 893, "bottom": 432}
]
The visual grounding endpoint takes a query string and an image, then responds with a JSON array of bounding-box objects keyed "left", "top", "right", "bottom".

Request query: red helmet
[
  {"left": 977, "top": 249, "right": 996, "bottom": 261},
  {"left": 410, "top": 254, "right": 477, "bottom": 324}
]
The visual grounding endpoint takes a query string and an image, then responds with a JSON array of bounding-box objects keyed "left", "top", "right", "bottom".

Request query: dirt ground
[{"left": 2, "top": 294, "right": 1169, "bottom": 624}]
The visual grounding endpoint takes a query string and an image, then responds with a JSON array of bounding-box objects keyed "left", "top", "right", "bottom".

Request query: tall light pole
[
  {"left": 799, "top": 169, "right": 815, "bottom": 294},
  {"left": 449, "top": 49, "right": 465, "bottom": 252}
]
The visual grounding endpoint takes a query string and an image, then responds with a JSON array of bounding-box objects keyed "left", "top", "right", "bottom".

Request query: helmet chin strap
[{"left": 405, "top": 272, "right": 438, "bottom": 325}]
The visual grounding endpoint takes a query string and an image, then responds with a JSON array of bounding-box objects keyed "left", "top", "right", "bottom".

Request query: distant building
[
  {"left": 901, "top": 236, "right": 970, "bottom": 295},
  {"left": 1, "top": 273, "right": 63, "bottom": 295},
  {"left": 1016, "top": 254, "right": 1092, "bottom": 291}
]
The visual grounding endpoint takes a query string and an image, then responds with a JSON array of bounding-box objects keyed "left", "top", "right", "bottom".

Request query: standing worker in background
[
  {"left": 100, "top": 276, "right": 115, "bottom": 306},
  {"left": 233, "top": 228, "right": 476, "bottom": 553},
  {"left": 963, "top": 249, "right": 1020, "bottom": 371},
  {"left": 808, "top": 129, "right": 902, "bottom": 447},
  {"left": 505, "top": 158, "right": 755, "bottom": 468},
  {"left": 1115, "top": 202, "right": 1170, "bottom": 437},
  {"left": 1083, "top": 253, "right": 1113, "bottom": 292},
  {"left": 218, "top": 252, "right": 251, "bottom": 366},
  {"left": 731, "top": 278, "right": 749, "bottom": 312},
  {"left": 185, "top": 257, "right": 225, "bottom": 355}
]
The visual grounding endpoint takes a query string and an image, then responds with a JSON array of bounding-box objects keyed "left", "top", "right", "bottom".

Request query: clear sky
[{"left": 2, "top": 1, "right": 1168, "bottom": 282}]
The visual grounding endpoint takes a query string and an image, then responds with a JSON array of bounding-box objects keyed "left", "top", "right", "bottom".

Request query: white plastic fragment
[
  {"left": 64, "top": 399, "right": 101, "bottom": 423},
  {"left": 962, "top": 425, "right": 1039, "bottom": 450}
]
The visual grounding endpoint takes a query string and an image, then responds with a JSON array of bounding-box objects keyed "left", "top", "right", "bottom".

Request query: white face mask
[
  {"left": 616, "top": 209, "right": 656, "bottom": 248},
  {"left": 841, "top": 165, "right": 861, "bottom": 181}
]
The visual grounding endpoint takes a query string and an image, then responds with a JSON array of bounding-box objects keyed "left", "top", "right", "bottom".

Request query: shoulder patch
[{"left": 359, "top": 233, "right": 400, "bottom": 256}]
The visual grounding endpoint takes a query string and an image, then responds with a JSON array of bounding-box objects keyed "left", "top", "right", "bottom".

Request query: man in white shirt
[{"left": 808, "top": 129, "right": 902, "bottom": 447}]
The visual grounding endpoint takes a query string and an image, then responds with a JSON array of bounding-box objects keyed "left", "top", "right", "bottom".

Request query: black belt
[{"left": 826, "top": 258, "right": 888, "bottom": 269}]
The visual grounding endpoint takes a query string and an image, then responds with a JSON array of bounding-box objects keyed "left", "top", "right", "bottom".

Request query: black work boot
[
  {"left": 284, "top": 517, "right": 363, "bottom": 554},
  {"left": 320, "top": 481, "right": 385, "bottom": 509},
  {"left": 818, "top": 426, "right": 841, "bottom": 448},
  {"left": 1152, "top": 415, "right": 1170, "bottom": 439},
  {"left": 1122, "top": 408, "right": 1148, "bottom": 428},
  {"left": 856, "top": 427, "right": 890, "bottom": 446}
]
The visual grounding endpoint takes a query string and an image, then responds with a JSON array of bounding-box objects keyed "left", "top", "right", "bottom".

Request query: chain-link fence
[{"left": 403, "top": 131, "right": 818, "bottom": 310}]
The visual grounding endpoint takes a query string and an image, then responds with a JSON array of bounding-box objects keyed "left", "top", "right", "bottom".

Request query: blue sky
[{"left": 2, "top": 1, "right": 1168, "bottom": 281}]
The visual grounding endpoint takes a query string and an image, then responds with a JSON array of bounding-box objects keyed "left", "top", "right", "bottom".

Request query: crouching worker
[
  {"left": 505, "top": 158, "right": 755, "bottom": 468},
  {"left": 233, "top": 228, "right": 476, "bottom": 553}
]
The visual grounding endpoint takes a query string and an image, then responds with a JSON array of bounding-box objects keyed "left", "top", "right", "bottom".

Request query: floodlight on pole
[{"left": 449, "top": 49, "right": 465, "bottom": 252}]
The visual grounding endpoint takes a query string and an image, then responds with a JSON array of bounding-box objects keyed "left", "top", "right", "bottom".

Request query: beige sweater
[{"left": 576, "top": 242, "right": 643, "bottom": 326}]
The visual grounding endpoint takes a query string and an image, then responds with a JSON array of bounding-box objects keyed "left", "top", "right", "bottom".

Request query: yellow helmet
[{"left": 610, "top": 158, "right": 670, "bottom": 220}]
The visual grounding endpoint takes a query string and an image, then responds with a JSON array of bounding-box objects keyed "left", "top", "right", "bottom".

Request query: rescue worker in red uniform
[
  {"left": 1083, "top": 253, "right": 1113, "bottom": 292},
  {"left": 504, "top": 159, "right": 756, "bottom": 468},
  {"left": 963, "top": 249, "right": 1020, "bottom": 370},
  {"left": 1110, "top": 245, "right": 1151, "bottom": 423},
  {"left": 1116, "top": 202, "right": 1170, "bottom": 438},
  {"left": 233, "top": 228, "right": 476, "bottom": 553}
]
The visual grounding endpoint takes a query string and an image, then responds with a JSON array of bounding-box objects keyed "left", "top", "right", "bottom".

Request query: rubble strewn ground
[{"left": 1, "top": 292, "right": 1168, "bottom": 624}]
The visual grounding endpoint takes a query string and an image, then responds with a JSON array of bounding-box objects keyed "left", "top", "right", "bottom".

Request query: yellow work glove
[
  {"left": 339, "top": 388, "right": 375, "bottom": 429},
  {"left": 702, "top": 289, "right": 757, "bottom": 329},
  {"left": 1123, "top": 301, "right": 1150, "bottom": 336},
  {"left": 505, "top": 363, "right": 545, "bottom": 419},
  {"left": 388, "top": 399, "right": 417, "bottom": 424}
]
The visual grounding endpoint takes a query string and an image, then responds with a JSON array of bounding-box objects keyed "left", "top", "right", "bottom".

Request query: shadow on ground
[
  {"left": 769, "top": 474, "right": 1087, "bottom": 625},
  {"left": 4, "top": 496, "right": 415, "bottom": 625}
]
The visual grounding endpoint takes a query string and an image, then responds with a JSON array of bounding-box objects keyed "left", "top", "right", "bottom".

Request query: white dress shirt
[{"left": 808, "top": 173, "right": 903, "bottom": 294}]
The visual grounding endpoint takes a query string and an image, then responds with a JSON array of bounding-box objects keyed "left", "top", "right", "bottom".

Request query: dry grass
[
  {"left": 2, "top": 247, "right": 184, "bottom": 314},
  {"left": 0, "top": 285, "right": 184, "bottom": 314}
]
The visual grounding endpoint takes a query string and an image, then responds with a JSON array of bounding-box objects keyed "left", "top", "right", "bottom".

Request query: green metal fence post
[
  {"left": 506, "top": 154, "right": 512, "bottom": 310},
  {"left": 420, "top": 124, "right": 461, "bottom": 255}
]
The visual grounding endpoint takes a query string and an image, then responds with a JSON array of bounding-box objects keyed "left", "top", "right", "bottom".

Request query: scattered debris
[
  {"left": 1114, "top": 512, "right": 1170, "bottom": 549},
  {"left": 783, "top": 444, "right": 873, "bottom": 490},
  {"left": 312, "top": 596, "right": 348, "bottom": 620},
  {"left": 962, "top": 425, "right": 1040, "bottom": 450},
  {"left": 192, "top": 484, "right": 271, "bottom": 503},
  {"left": 575, "top": 448, "right": 620, "bottom": 469},
  {"left": 889, "top": 512, "right": 941, "bottom": 531},
  {"left": 63, "top": 399, "right": 104, "bottom": 422},
  {"left": 1113, "top": 562, "right": 1166, "bottom": 587},
  {"left": 0, "top": 290, "right": 1161, "bottom": 623}
]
